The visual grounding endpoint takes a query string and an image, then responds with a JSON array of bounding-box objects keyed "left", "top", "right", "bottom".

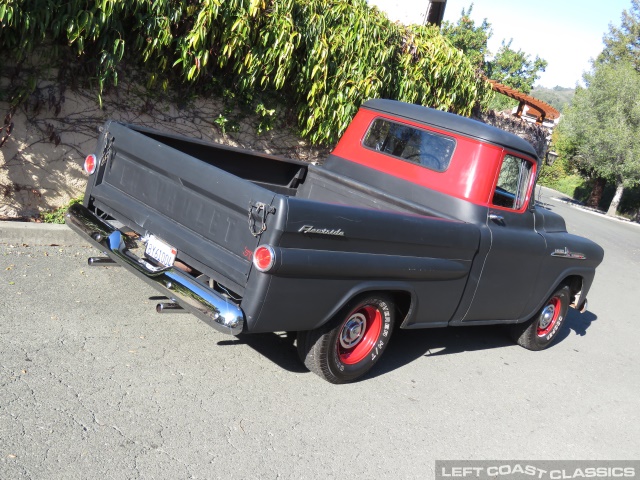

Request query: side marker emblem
[{"left": 551, "top": 247, "right": 586, "bottom": 260}]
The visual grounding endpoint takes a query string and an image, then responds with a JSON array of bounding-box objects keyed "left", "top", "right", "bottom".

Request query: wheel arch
[
  {"left": 561, "top": 274, "right": 585, "bottom": 308},
  {"left": 523, "top": 272, "right": 588, "bottom": 324},
  {"left": 317, "top": 282, "right": 416, "bottom": 330}
]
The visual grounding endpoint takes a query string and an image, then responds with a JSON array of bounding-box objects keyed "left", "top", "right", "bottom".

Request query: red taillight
[
  {"left": 253, "top": 245, "right": 275, "bottom": 272},
  {"left": 84, "top": 154, "right": 97, "bottom": 175}
]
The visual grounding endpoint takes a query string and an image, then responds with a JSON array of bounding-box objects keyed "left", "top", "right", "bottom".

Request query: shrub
[{"left": 40, "top": 197, "right": 83, "bottom": 224}]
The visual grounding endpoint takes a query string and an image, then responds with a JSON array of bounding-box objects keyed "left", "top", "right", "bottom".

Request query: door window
[{"left": 492, "top": 155, "right": 534, "bottom": 210}]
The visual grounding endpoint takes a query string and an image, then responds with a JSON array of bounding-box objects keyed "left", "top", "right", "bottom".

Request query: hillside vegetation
[{"left": 530, "top": 86, "right": 575, "bottom": 113}]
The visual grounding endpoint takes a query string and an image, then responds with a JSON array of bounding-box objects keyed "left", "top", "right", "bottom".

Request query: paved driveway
[{"left": 1, "top": 188, "right": 638, "bottom": 479}]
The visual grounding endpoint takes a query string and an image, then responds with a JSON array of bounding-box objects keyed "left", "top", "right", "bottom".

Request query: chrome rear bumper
[{"left": 65, "top": 203, "right": 245, "bottom": 335}]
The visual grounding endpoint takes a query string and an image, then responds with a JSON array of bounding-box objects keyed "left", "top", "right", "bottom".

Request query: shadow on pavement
[
  {"left": 368, "top": 309, "right": 598, "bottom": 380},
  {"left": 208, "top": 309, "right": 597, "bottom": 380},
  {"left": 217, "top": 325, "right": 514, "bottom": 379},
  {"left": 559, "top": 308, "right": 598, "bottom": 339},
  {"left": 366, "top": 324, "right": 512, "bottom": 380},
  {"left": 217, "top": 332, "right": 308, "bottom": 374}
]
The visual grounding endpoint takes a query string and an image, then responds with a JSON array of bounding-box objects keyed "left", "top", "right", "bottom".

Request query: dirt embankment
[{"left": 0, "top": 72, "right": 327, "bottom": 220}]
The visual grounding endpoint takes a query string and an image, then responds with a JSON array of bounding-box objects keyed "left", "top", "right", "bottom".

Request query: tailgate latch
[
  {"left": 248, "top": 202, "right": 276, "bottom": 237},
  {"left": 100, "top": 133, "right": 115, "bottom": 167}
]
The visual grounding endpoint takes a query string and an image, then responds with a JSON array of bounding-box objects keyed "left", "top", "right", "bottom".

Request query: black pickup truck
[{"left": 66, "top": 99, "right": 604, "bottom": 383}]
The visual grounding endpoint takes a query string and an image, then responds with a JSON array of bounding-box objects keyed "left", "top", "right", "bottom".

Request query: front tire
[
  {"left": 510, "top": 285, "right": 570, "bottom": 350},
  {"left": 297, "top": 294, "right": 395, "bottom": 384}
]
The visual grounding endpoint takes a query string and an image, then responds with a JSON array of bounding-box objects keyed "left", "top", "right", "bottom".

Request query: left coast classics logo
[{"left": 298, "top": 225, "right": 345, "bottom": 236}]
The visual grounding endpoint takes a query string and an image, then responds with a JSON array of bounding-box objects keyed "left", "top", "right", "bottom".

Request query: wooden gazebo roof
[{"left": 488, "top": 79, "right": 560, "bottom": 124}]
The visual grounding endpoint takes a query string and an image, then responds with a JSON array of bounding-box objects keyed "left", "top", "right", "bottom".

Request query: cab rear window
[{"left": 362, "top": 118, "right": 456, "bottom": 172}]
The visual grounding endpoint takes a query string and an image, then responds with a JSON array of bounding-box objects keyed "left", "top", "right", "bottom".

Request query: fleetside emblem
[
  {"left": 299, "top": 225, "right": 345, "bottom": 236},
  {"left": 551, "top": 247, "right": 586, "bottom": 260}
]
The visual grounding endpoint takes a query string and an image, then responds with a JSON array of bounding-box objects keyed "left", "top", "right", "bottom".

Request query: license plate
[{"left": 145, "top": 235, "right": 177, "bottom": 267}]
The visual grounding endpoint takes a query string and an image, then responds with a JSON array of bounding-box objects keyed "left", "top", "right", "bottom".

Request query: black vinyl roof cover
[{"left": 362, "top": 99, "right": 539, "bottom": 160}]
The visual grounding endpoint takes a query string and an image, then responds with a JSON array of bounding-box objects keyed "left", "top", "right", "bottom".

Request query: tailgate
[{"left": 88, "top": 122, "right": 277, "bottom": 288}]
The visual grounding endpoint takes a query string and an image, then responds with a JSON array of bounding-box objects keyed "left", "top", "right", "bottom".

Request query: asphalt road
[{"left": 1, "top": 188, "right": 638, "bottom": 479}]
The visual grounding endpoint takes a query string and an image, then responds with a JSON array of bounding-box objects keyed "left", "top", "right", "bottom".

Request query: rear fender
[{"left": 314, "top": 282, "right": 418, "bottom": 331}]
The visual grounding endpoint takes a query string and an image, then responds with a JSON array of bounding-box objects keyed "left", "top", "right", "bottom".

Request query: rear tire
[
  {"left": 510, "top": 285, "right": 570, "bottom": 350},
  {"left": 297, "top": 294, "right": 395, "bottom": 383}
]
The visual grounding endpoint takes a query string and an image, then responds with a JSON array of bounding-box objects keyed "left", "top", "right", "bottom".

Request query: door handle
[{"left": 489, "top": 214, "right": 505, "bottom": 225}]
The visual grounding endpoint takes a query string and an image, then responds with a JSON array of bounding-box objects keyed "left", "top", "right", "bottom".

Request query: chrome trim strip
[{"left": 65, "top": 203, "right": 245, "bottom": 335}]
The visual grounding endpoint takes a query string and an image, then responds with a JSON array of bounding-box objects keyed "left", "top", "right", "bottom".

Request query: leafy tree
[
  {"left": 484, "top": 40, "right": 548, "bottom": 110},
  {"left": 599, "top": 0, "right": 640, "bottom": 70},
  {"left": 440, "top": 5, "right": 491, "bottom": 69},
  {"left": 487, "top": 40, "right": 548, "bottom": 94},
  {"left": 441, "top": 5, "right": 547, "bottom": 111},
  {"left": 556, "top": 61, "right": 640, "bottom": 216}
]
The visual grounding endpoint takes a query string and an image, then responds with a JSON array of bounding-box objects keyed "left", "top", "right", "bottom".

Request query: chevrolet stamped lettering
[{"left": 66, "top": 99, "right": 604, "bottom": 383}]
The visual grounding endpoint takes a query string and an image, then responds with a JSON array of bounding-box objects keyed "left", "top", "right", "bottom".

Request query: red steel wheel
[
  {"left": 510, "top": 285, "right": 570, "bottom": 351},
  {"left": 337, "top": 305, "right": 383, "bottom": 365},
  {"left": 536, "top": 296, "right": 562, "bottom": 337},
  {"left": 297, "top": 294, "right": 396, "bottom": 383}
]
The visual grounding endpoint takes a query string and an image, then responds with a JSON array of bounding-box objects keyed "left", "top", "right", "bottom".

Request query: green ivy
[{"left": 1, "top": 0, "right": 492, "bottom": 145}]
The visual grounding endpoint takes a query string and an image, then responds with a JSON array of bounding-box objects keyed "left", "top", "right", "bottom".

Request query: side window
[
  {"left": 492, "top": 155, "right": 534, "bottom": 210},
  {"left": 362, "top": 118, "right": 456, "bottom": 172}
]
